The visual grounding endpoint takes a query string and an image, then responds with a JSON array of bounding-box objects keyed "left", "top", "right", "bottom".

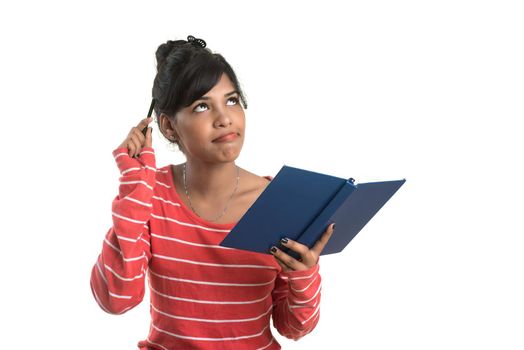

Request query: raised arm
[{"left": 90, "top": 118, "right": 156, "bottom": 314}]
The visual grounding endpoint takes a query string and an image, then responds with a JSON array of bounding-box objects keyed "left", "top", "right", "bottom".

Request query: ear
[{"left": 159, "top": 113, "right": 179, "bottom": 142}]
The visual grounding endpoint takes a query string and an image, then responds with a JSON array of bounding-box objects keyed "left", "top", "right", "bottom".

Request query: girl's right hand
[{"left": 117, "top": 117, "right": 153, "bottom": 158}]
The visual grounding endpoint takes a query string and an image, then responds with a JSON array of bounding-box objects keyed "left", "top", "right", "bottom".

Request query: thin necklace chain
[{"left": 182, "top": 163, "right": 240, "bottom": 222}]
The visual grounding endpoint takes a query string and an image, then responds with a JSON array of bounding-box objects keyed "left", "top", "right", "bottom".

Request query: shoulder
[
  {"left": 155, "top": 164, "right": 173, "bottom": 182},
  {"left": 240, "top": 168, "right": 270, "bottom": 189},
  {"left": 238, "top": 168, "right": 270, "bottom": 203},
  {"left": 156, "top": 164, "right": 172, "bottom": 174},
  {"left": 151, "top": 164, "right": 178, "bottom": 196}
]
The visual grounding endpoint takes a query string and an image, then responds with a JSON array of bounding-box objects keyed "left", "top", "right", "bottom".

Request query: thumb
[{"left": 144, "top": 126, "right": 153, "bottom": 147}]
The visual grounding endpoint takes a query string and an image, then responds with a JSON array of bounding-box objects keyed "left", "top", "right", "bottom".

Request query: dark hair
[{"left": 152, "top": 38, "right": 247, "bottom": 121}]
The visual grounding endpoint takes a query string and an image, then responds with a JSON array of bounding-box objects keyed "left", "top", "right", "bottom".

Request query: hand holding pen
[{"left": 117, "top": 99, "right": 155, "bottom": 158}]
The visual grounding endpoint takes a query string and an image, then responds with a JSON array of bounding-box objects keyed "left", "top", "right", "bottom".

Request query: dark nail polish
[
  {"left": 332, "top": 223, "right": 336, "bottom": 230},
  {"left": 280, "top": 237, "right": 288, "bottom": 244},
  {"left": 270, "top": 246, "right": 277, "bottom": 253}
]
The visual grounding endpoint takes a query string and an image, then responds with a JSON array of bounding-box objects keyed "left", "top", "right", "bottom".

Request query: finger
[
  {"left": 274, "top": 256, "right": 291, "bottom": 272},
  {"left": 270, "top": 246, "right": 308, "bottom": 271},
  {"left": 129, "top": 135, "right": 142, "bottom": 158},
  {"left": 136, "top": 117, "right": 153, "bottom": 131},
  {"left": 279, "top": 237, "right": 309, "bottom": 257},
  {"left": 280, "top": 238, "right": 319, "bottom": 267},
  {"left": 126, "top": 139, "right": 136, "bottom": 157},
  {"left": 118, "top": 127, "right": 134, "bottom": 150},
  {"left": 144, "top": 127, "right": 153, "bottom": 148},
  {"left": 132, "top": 127, "right": 146, "bottom": 146},
  {"left": 311, "top": 223, "right": 335, "bottom": 256}
]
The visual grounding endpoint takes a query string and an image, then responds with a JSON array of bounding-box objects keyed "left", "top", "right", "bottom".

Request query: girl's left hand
[{"left": 270, "top": 223, "right": 335, "bottom": 272}]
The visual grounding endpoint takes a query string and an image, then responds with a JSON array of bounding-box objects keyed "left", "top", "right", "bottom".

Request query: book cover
[{"left": 219, "top": 165, "right": 405, "bottom": 256}]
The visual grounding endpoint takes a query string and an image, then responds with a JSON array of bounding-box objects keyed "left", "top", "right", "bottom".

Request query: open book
[{"left": 219, "top": 165, "right": 406, "bottom": 256}]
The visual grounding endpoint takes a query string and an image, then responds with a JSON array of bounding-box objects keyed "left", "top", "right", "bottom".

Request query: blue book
[{"left": 219, "top": 165, "right": 406, "bottom": 256}]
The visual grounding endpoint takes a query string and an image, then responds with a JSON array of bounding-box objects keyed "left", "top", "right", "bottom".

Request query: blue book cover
[{"left": 219, "top": 165, "right": 406, "bottom": 256}]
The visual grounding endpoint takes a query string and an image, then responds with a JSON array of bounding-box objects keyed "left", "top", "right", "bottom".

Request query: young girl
[{"left": 90, "top": 35, "right": 335, "bottom": 350}]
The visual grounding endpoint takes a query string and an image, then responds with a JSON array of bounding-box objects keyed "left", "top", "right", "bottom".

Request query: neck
[{"left": 183, "top": 159, "right": 239, "bottom": 199}]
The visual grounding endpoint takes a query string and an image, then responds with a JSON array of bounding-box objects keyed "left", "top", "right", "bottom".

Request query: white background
[{"left": 1, "top": 0, "right": 523, "bottom": 349}]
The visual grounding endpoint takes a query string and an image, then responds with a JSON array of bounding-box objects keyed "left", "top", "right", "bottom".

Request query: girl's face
[{"left": 162, "top": 73, "right": 246, "bottom": 163}]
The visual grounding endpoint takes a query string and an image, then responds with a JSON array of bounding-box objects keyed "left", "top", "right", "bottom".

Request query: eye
[
  {"left": 193, "top": 103, "right": 208, "bottom": 113},
  {"left": 227, "top": 97, "right": 239, "bottom": 106}
]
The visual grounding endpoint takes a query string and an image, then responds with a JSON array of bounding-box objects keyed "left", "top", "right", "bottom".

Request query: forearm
[
  {"left": 90, "top": 147, "right": 156, "bottom": 314},
  {"left": 272, "top": 264, "right": 322, "bottom": 340}
]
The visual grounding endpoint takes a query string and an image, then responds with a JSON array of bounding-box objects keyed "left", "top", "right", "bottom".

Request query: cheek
[
  {"left": 236, "top": 111, "right": 246, "bottom": 130},
  {"left": 182, "top": 120, "right": 208, "bottom": 138},
  {"left": 175, "top": 129, "right": 196, "bottom": 150}
]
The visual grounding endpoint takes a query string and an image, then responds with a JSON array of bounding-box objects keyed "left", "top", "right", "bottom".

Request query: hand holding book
[{"left": 270, "top": 223, "right": 336, "bottom": 272}]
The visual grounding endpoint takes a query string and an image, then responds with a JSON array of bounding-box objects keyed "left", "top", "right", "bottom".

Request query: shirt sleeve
[
  {"left": 271, "top": 262, "right": 322, "bottom": 340},
  {"left": 90, "top": 147, "right": 156, "bottom": 315}
]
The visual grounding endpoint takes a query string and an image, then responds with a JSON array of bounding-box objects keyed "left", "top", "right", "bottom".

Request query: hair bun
[
  {"left": 155, "top": 39, "right": 187, "bottom": 70},
  {"left": 155, "top": 36, "right": 207, "bottom": 72}
]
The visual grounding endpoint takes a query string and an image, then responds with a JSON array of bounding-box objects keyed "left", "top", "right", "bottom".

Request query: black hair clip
[{"left": 187, "top": 35, "right": 206, "bottom": 49}]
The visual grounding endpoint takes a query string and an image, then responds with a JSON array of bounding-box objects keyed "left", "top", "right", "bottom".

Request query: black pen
[{"left": 142, "top": 99, "right": 156, "bottom": 136}]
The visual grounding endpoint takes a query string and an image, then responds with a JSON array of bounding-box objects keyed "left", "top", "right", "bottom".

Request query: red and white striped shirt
[{"left": 90, "top": 147, "right": 322, "bottom": 349}]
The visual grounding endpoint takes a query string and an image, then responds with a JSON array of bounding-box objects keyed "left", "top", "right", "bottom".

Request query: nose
[{"left": 213, "top": 107, "right": 232, "bottom": 128}]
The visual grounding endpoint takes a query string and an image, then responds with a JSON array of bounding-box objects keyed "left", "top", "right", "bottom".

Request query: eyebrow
[{"left": 197, "top": 90, "right": 239, "bottom": 101}]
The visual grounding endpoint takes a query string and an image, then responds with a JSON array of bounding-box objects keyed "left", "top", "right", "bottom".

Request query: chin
[
  {"left": 218, "top": 139, "right": 244, "bottom": 162},
  {"left": 219, "top": 148, "right": 242, "bottom": 162}
]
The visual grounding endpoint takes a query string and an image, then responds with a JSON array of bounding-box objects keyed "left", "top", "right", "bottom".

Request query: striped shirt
[{"left": 90, "top": 147, "right": 322, "bottom": 349}]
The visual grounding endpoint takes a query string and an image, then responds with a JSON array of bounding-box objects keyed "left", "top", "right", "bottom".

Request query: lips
[{"left": 213, "top": 132, "right": 238, "bottom": 142}]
